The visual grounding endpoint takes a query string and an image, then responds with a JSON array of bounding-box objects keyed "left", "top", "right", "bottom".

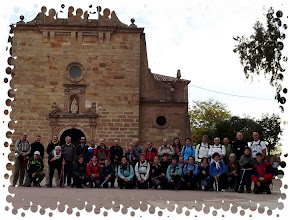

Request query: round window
[
  {"left": 69, "top": 66, "right": 82, "bottom": 79},
  {"left": 156, "top": 116, "right": 167, "bottom": 126}
]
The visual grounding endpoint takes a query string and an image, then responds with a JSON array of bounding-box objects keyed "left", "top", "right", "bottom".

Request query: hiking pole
[
  {"left": 215, "top": 178, "right": 219, "bottom": 193},
  {"left": 58, "top": 159, "right": 65, "bottom": 187},
  {"left": 100, "top": 179, "right": 107, "bottom": 188},
  {"left": 238, "top": 169, "right": 246, "bottom": 192},
  {"left": 238, "top": 168, "right": 252, "bottom": 192}
]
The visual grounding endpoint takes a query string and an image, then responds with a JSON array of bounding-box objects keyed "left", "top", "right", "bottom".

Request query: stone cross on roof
[{"left": 17, "top": 6, "right": 137, "bottom": 28}]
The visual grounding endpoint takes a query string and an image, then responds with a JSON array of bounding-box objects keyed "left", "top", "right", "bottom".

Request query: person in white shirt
[
  {"left": 250, "top": 132, "right": 267, "bottom": 160},
  {"left": 208, "top": 137, "right": 226, "bottom": 163},
  {"left": 195, "top": 135, "right": 210, "bottom": 163},
  {"left": 158, "top": 139, "right": 175, "bottom": 161}
]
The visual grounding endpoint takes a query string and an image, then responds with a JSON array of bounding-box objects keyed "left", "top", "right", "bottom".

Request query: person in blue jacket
[
  {"left": 166, "top": 156, "right": 183, "bottom": 190},
  {"left": 181, "top": 138, "right": 195, "bottom": 163},
  {"left": 202, "top": 152, "right": 227, "bottom": 191},
  {"left": 117, "top": 157, "right": 134, "bottom": 189},
  {"left": 183, "top": 156, "right": 199, "bottom": 189}
]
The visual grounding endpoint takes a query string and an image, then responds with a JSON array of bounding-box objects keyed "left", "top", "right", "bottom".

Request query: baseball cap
[{"left": 34, "top": 151, "right": 40, "bottom": 155}]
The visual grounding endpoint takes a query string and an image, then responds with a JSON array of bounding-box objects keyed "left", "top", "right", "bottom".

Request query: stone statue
[{"left": 70, "top": 98, "right": 79, "bottom": 113}]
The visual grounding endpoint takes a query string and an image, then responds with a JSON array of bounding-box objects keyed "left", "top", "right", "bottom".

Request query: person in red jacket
[
  {"left": 94, "top": 138, "right": 110, "bottom": 165},
  {"left": 86, "top": 156, "right": 102, "bottom": 188},
  {"left": 251, "top": 153, "right": 274, "bottom": 194},
  {"left": 144, "top": 141, "right": 158, "bottom": 165}
]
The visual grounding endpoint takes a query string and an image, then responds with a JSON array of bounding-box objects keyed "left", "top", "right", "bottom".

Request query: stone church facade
[{"left": 9, "top": 6, "right": 191, "bottom": 158}]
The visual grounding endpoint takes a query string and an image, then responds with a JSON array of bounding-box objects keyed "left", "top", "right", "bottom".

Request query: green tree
[
  {"left": 233, "top": 7, "right": 288, "bottom": 112},
  {"left": 215, "top": 116, "right": 263, "bottom": 142},
  {"left": 257, "top": 113, "right": 283, "bottom": 156},
  {"left": 189, "top": 99, "right": 231, "bottom": 144},
  {"left": 214, "top": 114, "right": 283, "bottom": 155}
]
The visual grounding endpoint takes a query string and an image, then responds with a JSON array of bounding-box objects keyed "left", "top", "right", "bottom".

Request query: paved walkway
[{"left": 6, "top": 179, "right": 284, "bottom": 214}]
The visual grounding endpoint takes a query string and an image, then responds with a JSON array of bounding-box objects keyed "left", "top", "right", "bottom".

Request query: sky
[
  {"left": 1, "top": 0, "right": 288, "bottom": 140},
  {"left": 0, "top": 0, "right": 289, "bottom": 219}
]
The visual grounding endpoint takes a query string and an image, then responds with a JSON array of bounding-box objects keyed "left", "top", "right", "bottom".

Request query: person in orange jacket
[{"left": 86, "top": 156, "right": 102, "bottom": 188}]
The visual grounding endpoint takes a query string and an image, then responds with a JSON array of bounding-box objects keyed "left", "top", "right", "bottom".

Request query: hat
[
  {"left": 229, "top": 153, "right": 236, "bottom": 159},
  {"left": 34, "top": 151, "right": 40, "bottom": 155}
]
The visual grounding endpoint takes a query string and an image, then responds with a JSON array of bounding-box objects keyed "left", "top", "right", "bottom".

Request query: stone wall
[
  {"left": 9, "top": 27, "right": 141, "bottom": 164},
  {"left": 139, "top": 102, "right": 190, "bottom": 148}
]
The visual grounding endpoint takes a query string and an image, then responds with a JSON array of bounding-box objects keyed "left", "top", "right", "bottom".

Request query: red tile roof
[{"left": 152, "top": 73, "right": 190, "bottom": 84}]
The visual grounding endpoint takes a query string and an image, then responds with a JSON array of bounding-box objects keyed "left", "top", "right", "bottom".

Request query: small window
[
  {"left": 156, "top": 116, "right": 166, "bottom": 126},
  {"left": 69, "top": 66, "right": 82, "bottom": 79}
]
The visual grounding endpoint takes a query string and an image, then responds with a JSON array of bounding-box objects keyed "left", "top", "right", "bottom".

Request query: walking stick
[
  {"left": 238, "top": 168, "right": 252, "bottom": 192},
  {"left": 100, "top": 179, "right": 107, "bottom": 188},
  {"left": 214, "top": 178, "right": 219, "bottom": 193},
  {"left": 58, "top": 159, "right": 65, "bottom": 187}
]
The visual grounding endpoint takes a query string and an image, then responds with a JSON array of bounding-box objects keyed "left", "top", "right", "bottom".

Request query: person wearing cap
[
  {"left": 226, "top": 153, "right": 240, "bottom": 191},
  {"left": 202, "top": 152, "right": 227, "bottom": 191},
  {"left": 24, "top": 151, "right": 45, "bottom": 187},
  {"left": 238, "top": 147, "right": 255, "bottom": 193},
  {"left": 47, "top": 146, "right": 64, "bottom": 187}
]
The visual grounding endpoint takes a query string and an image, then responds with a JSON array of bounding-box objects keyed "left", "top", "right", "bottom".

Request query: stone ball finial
[
  {"left": 20, "top": 15, "right": 24, "bottom": 21},
  {"left": 41, "top": 6, "right": 47, "bottom": 13},
  {"left": 131, "top": 18, "right": 135, "bottom": 24},
  {"left": 103, "top": 8, "right": 110, "bottom": 17}
]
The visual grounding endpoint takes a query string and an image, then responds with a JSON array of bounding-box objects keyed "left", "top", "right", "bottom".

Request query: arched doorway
[{"left": 60, "top": 128, "right": 86, "bottom": 146}]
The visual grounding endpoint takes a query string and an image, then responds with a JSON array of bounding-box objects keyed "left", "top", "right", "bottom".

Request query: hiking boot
[
  {"left": 238, "top": 189, "right": 244, "bottom": 193},
  {"left": 266, "top": 186, "right": 271, "bottom": 194},
  {"left": 253, "top": 185, "right": 260, "bottom": 194},
  {"left": 246, "top": 188, "right": 251, "bottom": 193}
]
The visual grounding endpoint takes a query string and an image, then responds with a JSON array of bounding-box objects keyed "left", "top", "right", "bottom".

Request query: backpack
[
  {"left": 182, "top": 145, "right": 194, "bottom": 155},
  {"left": 97, "top": 145, "right": 108, "bottom": 160},
  {"left": 145, "top": 148, "right": 157, "bottom": 155},
  {"left": 90, "top": 162, "right": 100, "bottom": 173},
  {"left": 197, "top": 143, "right": 208, "bottom": 158},
  {"left": 251, "top": 140, "right": 261, "bottom": 147}
]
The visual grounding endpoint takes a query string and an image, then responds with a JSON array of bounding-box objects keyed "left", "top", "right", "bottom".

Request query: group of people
[{"left": 12, "top": 131, "right": 276, "bottom": 194}]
